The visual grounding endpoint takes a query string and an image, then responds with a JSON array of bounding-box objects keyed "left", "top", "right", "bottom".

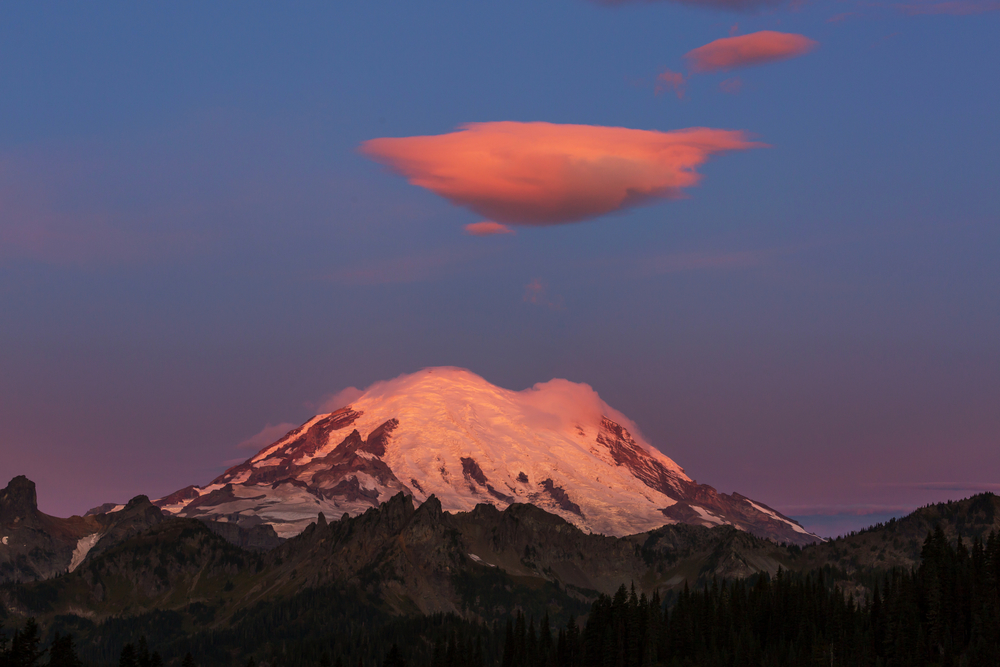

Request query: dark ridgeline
[
  {"left": 511, "top": 528, "right": 1000, "bottom": 667},
  {"left": 2, "top": 527, "right": 999, "bottom": 667}
]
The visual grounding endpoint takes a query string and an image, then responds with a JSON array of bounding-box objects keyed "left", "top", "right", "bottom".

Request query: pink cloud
[
  {"left": 719, "top": 77, "right": 744, "bottom": 94},
  {"left": 523, "top": 278, "right": 564, "bottom": 310},
  {"left": 318, "top": 387, "right": 366, "bottom": 412},
  {"left": 236, "top": 423, "right": 300, "bottom": 450},
  {"left": 360, "top": 122, "right": 763, "bottom": 227},
  {"left": 685, "top": 31, "right": 818, "bottom": 73},
  {"left": 465, "top": 221, "right": 514, "bottom": 236},
  {"left": 655, "top": 69, "right": 687, "bottom": 98}
]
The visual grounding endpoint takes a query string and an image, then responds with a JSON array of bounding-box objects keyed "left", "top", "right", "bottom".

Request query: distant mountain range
[{"left": 153, "top": 367, "right": 818, "bottom": 545}]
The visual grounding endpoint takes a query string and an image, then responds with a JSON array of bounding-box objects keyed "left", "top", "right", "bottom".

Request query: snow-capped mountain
[{"left": 157, "top": 368, "right": 819, "bottom": 545}]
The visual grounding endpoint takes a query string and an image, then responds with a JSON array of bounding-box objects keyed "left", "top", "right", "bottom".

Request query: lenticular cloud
[
  {"left": 360, "top": 121, "right": 762, "bottom": 227},
  {"left": 685, "top": 31, "right": 818, "bottom": 73}
]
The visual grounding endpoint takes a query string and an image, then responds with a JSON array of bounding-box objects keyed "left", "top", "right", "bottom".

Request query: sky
[{"left": 1, "top": 1, "right": 998, "bottom": 538}]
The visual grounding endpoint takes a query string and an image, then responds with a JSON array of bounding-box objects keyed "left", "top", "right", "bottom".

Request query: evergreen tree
[
  {"left": 137, "top": 637, "right": 151, "bottom": 667},
  {"left": 119, "top": 643, "right": 138, "bottom": 667},
  {"left": 11, "top": 619, "right": 45, "bottom": 667},
  {"left": 46, "top": 634, "right": 82, "bottom": 667},
  {"left": 381, "top": 644, "right": 405, "bottom": 667}
]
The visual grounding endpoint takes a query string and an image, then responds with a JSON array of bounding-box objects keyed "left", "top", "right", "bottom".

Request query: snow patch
[
  {"left": 468, "top": 553, "right": 495, "bottom": 567},
  {"left": 745, "top": 499, "right": 814, "bottom": 536},
  {"left": 69, "top": 533, "right": 103, "bottom": 572},
  {"left": 691, "top": 505, "right": 724, "bottom": 526}
]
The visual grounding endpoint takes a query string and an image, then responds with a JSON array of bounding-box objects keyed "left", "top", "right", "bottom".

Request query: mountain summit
[{"left": 157, "top": 368, "right": 818, "bottom": 545}]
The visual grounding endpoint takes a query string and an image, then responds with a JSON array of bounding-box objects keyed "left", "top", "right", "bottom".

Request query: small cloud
[
  {"left": 318, "top": 387, "right": 365, "bottom": 412},
  {"left": 523, "top": 278, "right": 564, "bottom": 310},
  {"left": 236, "top": 423, "right": 300, "bottom": 451},
  {"left": 729, "top": 23, "right": 740, "bottom": 35},
  {"left": 719, "top": 77, "right": 744, "bottom": 94},
  {"left": 655, "top": 69, "right": 687, "bottom": 98},
  {"left": 465, "top": 221, "right": 514, "bottom": 236},
  {"left": 361, "top": 122, "right": 763, "bottom": 227},
  {"left": 685, "top": 31, "right": 818, "bottom": 73}
]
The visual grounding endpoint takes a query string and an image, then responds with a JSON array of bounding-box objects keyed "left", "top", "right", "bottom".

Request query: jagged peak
[
  {"left": 415, "top": 494, "right": 443, "bottom": 519},
  {"left": 125, "top": 495, "right": 152, "bottom": 510},
  {"left": 0, "top": 475, "right": 39, "bottom": 522}
]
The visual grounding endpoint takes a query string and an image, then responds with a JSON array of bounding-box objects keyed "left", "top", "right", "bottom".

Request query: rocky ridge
[{"left": 0, "top": 476, "right": 281, "bottom": 584}]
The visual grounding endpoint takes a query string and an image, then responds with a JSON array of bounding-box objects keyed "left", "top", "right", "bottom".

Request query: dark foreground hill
[
  {"left": 2, "top": 481, "right": 999, "bottom": 666},
  {"left": 0, "top": 477, "right": 281, "bottom": 585}
]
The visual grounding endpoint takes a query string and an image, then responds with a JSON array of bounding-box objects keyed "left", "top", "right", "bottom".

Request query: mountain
[
  {"left": 5, "top": 490, "right": 795, "bottom": 631},
  {"left": 796, "top": 492, "right": 1000, "bottom": 573},
  {"left": 4, "top": 482, "right": 998, "bottom": 666},
  {"left": 0, "top": 476, "right": 165, "bottom": 583},
  {"left": 0, "top": 476, "right": 282, "bottom": 585},
  {"left": 156, "top": 367, "right": 818, "bottom": 545}
]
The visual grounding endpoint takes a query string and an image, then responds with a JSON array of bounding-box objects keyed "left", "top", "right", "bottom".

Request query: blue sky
[{"left": 1, "top": 1, "right": 997, "bottom": 536}]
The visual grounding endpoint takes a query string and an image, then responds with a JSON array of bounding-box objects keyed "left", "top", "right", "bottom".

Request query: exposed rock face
[
  {"left": 202, "top": 521, "right": 282, "bottom": 551},
  {"left": 0, "top": 478, "right": 156, "bottom": 583},
  {"left": 6, "top": 489, "right": 997, "bottom": 653},
  {"left": 0, "top": 476, "right": 39, "bottom": 524},
  {"left": 226, "top": 493, "right": 795, "bottom": 616},
  {"left": 0, "top": 477, "right": 173, "bottom": 583},
  {"left": 155, "top": 368, "right": 819, "bottom": 545}
]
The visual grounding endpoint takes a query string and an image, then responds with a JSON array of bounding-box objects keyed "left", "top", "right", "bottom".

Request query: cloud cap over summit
[{"left": 361, "top": 122, "right": 763, "bottom": 227}]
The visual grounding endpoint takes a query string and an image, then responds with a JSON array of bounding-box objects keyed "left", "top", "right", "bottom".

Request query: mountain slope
[
  {"left": 0, "top": 476, "right": 165, "bottom": 583},
  {"left": 6, "top": 492, "right": 998, "bottom": 667},
  {"left": 4, "top": 491, "right": 795, "bottom": 630},
  {"left": 0, "top": 476, "right": 281, "bottom": 585},
  {"left": 157, "top": 367, "right": 817, "bottom": 545},
  {"left": 796, "top": 492, "right": 1000, "bottom": 573}
]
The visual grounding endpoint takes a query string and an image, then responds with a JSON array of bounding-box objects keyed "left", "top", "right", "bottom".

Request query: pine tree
[
  {"left": 47, "top": 633, "right": 82, "bottom": 667},
  {"left": 119, "top": 643, "right": 138, "bottom": 667},
  {"left": 381, "top": 644, "right": 405, "bottom": 667},
  {"left": 181, "top": 652, "right": 196, "bottom": 667},
  {"left": 137, "top": 637, "right": 151, "bottom": 667},
  {"left": 13, "top": 619, "right": 45, "bottom": 667}
]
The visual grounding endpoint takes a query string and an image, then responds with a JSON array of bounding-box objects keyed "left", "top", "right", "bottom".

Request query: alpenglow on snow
[{"left": 155, "top": 368, "right": 818, "bottom": 545}]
